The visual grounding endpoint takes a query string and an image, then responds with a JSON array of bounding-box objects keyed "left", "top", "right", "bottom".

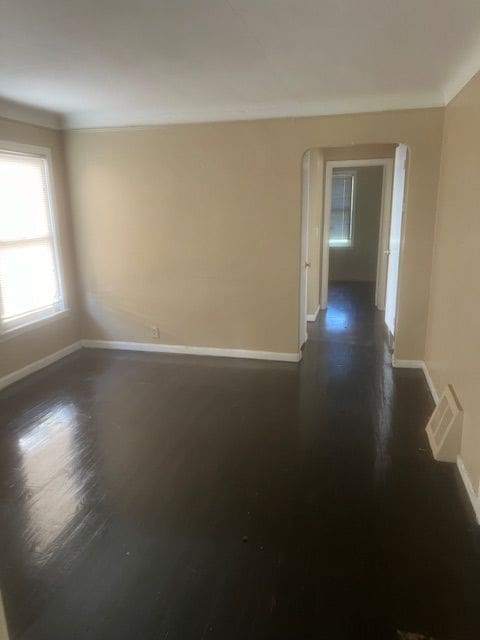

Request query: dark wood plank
[{"left": 1, "top": 283, "right": 479, "bottom": 640}]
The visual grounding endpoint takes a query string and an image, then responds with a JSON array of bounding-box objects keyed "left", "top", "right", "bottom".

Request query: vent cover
[{"left": 426, "top": 384, "right": 463, "bottom": 463}]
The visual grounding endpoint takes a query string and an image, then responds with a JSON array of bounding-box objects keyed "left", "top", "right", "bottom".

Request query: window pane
[
  {"left": 330, "top": 173, "right": 354, "bottom": 245},
  {"left": 0, "top": 153, "right": 50, "bottom": 241},
  {"left": 330, "top": 210, "right": 348, "bottom": 240},
  {"left": 0, "top": 242, "right": 59, "bottom": 322}
]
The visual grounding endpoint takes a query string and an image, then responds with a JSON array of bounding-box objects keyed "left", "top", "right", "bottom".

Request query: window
[
  {"left": 329, "top": 170, "right": 355, "bottom": 247},
  {"left": 0, "top": 146, "right": 65, "bottom": 334}
]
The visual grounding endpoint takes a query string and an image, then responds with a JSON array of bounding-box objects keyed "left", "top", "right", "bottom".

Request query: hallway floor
[{"left": 1, "top": 282, "right": 480, "bottom": 639}]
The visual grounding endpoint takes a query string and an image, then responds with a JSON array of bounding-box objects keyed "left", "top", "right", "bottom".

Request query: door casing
[
  {"left": 384, "top": 144, "right": 408, "bottom": 339},
  {"left": 298, "top": 151, "right": 311, "bottom": 348},
  {"left": 320, "top": 158, "right": 394, "bottom": 310}
]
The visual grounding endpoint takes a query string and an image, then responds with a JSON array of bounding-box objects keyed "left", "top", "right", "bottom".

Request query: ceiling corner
[{"left": 0, "top": 97, "right": 63, "bottom": 130}]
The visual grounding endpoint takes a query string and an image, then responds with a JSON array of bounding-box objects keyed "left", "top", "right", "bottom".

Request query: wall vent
[{"left": 426, "top": 384, "right": 463, "bottom": 463}]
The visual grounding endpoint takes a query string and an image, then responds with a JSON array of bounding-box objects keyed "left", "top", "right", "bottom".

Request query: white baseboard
[
  {"left": 306, "top": 305, "right": 320, "bottom": 322},
  {"left": 81, "top": 339, "right": 301, "bottom": 363},
  {"left": 457, "top": 456, "right": 480, "bottom": 524},
  {"left": 0, "top": 341, "right": 83, "bottom": 392},
  {"left": 394, "top": 361, "right": 477, "bottom": 525},
  {"left": 392, "top": 358, "right": 439, "bottom": 405},
  {"left": 391, "top": 357, "right": 423, "bottom": 369},
  {"left": 421, "top": 361, "right": 440, "bottom": 405},
  {"left": 0, "top": 338, "right": 300, "bottom": 392}
]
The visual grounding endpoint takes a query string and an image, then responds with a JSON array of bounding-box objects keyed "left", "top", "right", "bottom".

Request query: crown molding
[
  {"left": 3, "top": 44, "right": 480, "bottom": 130},
  {"left": 443, "top": 34, "right": 480, "bottom": 105},
  {"left": 63, "top": 91, "right": 443, "bottom": 130},
  {"left": 0, "top": 97, "right": 62, "bottom": 129},
  {"left": 0, "top": 89, "right": 451, "bottom": 132},
  {"left": 4, "top": 71, "right": 480, "bottom": 131}
]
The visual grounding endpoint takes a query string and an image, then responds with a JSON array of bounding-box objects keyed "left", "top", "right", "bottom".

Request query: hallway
[{"left": 1, "top": 283, "right": 480, "bottom": 639}]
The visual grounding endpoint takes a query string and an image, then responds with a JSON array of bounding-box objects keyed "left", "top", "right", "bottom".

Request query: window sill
[{"left": 0, "top": 308, "right": 71, "bottom": 343}]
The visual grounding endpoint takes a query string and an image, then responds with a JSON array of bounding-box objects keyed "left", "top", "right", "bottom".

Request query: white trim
[
  {"left": 1, "top": 84, "right": 471, "bottom": 131},
  {"left": 299, "top": 151, "right": 311, "bottom": 348},
  {"left": 0, "top": 140, "right": 57, "bottom": 157},
  {"left": 457, "top": 456, "right": 480, "bottom": 525},
  {"left": 0, "top": 341, "right": 82, "bottom": 391},
  {"left": 63, "top": 92, "right": 443, "bottom": 130},
  {"left": 0, "top": 308, "right": 70, "bottom": 342},
  {"left": 384, "top": 144, "right": 408, "bottom": 339},
  {"left": 306, "top": 305, "right": 320, "bottom": 322},
  {"left": 443, "top": 34, "right": 480, "bottom": 105},
  {"left": 375, "top": 159, "right": 394, "bottom": 310},
  {"left": 421, "top": 362, "right": 439, "bottom": 405},
  {"left": 82, "top": 340, "right": 301, "bottom": 363},
  {"left": 391, "top": 358, "right": 423, "bottom": 368},
  {"left": 0, "top": 93, "right": 444, "bottom": 131},
  {"left": 0, "top": 97, "right": 62, "bottom": 129},
  {"left": 392, "top": 358, "right": 440, "bottom": 405},
  {"left": 321, "top": 158, "right": 394, "bottom": 310},
  {"left": 320, "top": 162, "right": 333, "bottom": 309},
  {"left": 5, "top": 72, "right": 480, "bottom": 130},
  {"left": 322, "top": 159, "right": 395, "bottom": 169},
  {"left": 379, "top": 355, "right": 479, "bottom": 523},
  {"left": 0, "top": 141, "right": 68, "bottom": 327}
]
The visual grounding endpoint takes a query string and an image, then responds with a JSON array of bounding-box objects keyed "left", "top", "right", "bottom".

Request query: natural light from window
[
  {"left": 329, "top": 171, "right": 355, "bottom": 248},
  {"left": 0, "top": 149, "right": 64, "bottom": 333}
]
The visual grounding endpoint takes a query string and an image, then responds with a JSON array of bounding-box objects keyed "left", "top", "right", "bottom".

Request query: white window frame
[
  {"left": 0, "top": 141, "right": 68, "bottom": 338},
  {"left": 328, "top": 170, "right": 356, "bottom": 248}
]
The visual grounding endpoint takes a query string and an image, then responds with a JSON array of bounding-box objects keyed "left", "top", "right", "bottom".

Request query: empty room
[{"left": 1, "top": 2, "right": 480, "bottom": 639}]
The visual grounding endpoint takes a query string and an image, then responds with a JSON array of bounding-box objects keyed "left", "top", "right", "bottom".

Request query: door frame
[
  {"left": 384, "top": 144, "right": 408, "bottom": 340},
  {"left": 320, "top": 158, "right": 394, "bottom": 310},
  {"left": 298, "top": 150, "right": 311, "bottom": 348}
]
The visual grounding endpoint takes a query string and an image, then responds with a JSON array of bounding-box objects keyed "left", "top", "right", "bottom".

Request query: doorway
[
  {"left": 299, "top": 145, "right": 408, "bottom": 357},
  {"left": 320, "top": 158, "right": 394, "bottom": 312}
]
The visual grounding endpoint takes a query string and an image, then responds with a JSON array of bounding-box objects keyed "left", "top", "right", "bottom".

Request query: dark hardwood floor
[{"left": 1, "top": 282, "right": 480, "bottom": 639}]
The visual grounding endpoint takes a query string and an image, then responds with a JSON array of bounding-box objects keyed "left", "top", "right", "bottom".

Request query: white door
[
  {"left": 299, "top": 152, "right": 310, "bottom": 347},
  {"left": 384, "top": 144, "right": 407, "bottom": 337}
]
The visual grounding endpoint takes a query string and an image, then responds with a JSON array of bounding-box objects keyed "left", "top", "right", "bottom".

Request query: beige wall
[
  {"left": 424, "top": 72, "right": 480, "bottom": 488},
  {"left": 66, "top": 108, "right": 443, "bottom": 358},
  {"left": 0, "top": 118, "right": 80, "bottom": 379},
  {"left": 306, "top": 148, "right": 324, "bottom": 315},
  {"left": 324, "top": 144, "right": 396, "bottom": 162},
  {"left": 330, "top": 166, "right": 384, "bottom": 282}
]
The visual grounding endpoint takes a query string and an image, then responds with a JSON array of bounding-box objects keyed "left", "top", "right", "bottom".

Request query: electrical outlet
[{"left": 151, "top": 326, "right": 160, "bottom": 339}]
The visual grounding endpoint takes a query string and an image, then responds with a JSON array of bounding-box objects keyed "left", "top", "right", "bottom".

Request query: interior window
[
  {"left": 329, "top": 170, "right": 355, "bottom": 247},
  {"left": 0, "top": 149, "right": 65, "bottom": 333}
]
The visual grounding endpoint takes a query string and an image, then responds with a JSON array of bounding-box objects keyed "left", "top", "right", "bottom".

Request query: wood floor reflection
[{"left": 1, "top": 283, "right": 480, "bottom": 640}]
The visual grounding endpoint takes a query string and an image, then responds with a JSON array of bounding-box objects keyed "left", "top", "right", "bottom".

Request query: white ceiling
[{"left": 2, "top": 0, "right": 480, "bottom": 129}]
